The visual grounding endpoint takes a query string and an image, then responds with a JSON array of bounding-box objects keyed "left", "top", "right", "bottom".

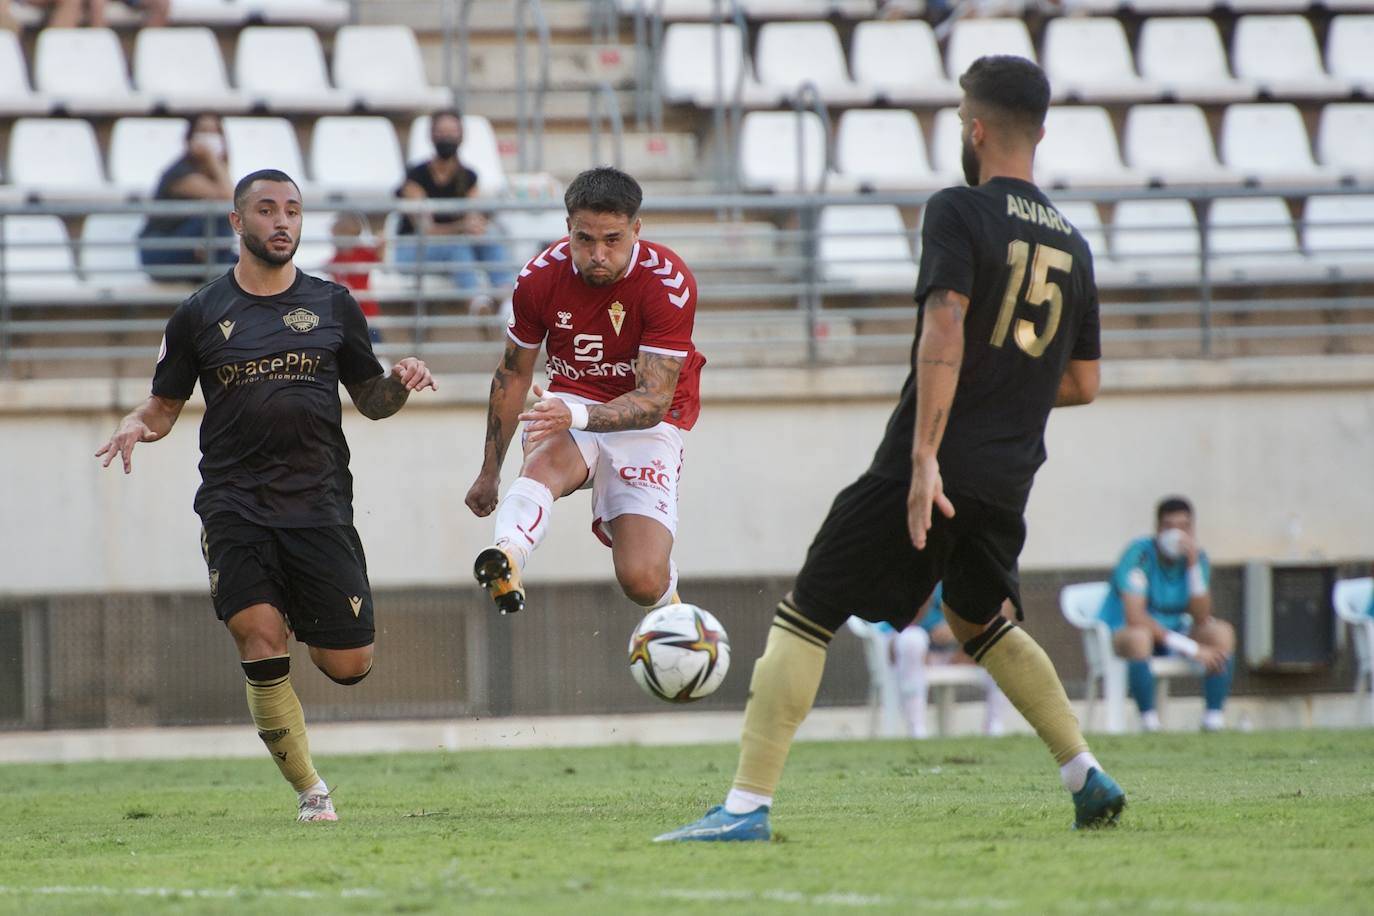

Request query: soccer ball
[{"left": 627, "top": 603, "right": 731, "bottom": 703}]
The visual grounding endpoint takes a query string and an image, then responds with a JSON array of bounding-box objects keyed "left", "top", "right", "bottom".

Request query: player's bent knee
[
  {"left": 324, "top": 663, "right": 373, "bottom": 686},
  {"left": 617, "top": 568, "right": 669, "bottom": 606}
]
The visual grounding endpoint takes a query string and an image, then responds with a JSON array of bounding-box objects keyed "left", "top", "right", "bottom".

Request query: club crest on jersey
[
  {"left": 556, "top": 310, "right": 573, "bottom": 329},
  {"left": 608, "top": 301, "right": 626, "bottom": 335},
  {"left": 282, "top": 308, "right": 320, "bottom": 333}
]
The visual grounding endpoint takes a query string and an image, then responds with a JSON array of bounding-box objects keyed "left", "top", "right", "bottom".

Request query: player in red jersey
[{"left": 465, "top": 167, "right": 705, "bottom": 615}]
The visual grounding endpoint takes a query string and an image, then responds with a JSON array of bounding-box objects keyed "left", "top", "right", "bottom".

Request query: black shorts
[
  {"left": 792, "top": 474, "right": 1025, "bottom": 634},
  {"left": 200, "top": 513, "right": 376, "bottom": 650}
]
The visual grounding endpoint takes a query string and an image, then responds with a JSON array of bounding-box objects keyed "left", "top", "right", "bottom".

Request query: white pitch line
[{"left": 0, "top": 885, "right": 384, "bottom": 901}]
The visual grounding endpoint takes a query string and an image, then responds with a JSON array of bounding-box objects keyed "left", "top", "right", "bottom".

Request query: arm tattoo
[
  {"left": 348, "top": 372, "right": 410, "bottom": 420},
  {"left": 585, "top": 351, "right": 683, "bottom": 432},
  {"left": 484, "top": 343, "right": 524, "bottom": 465},
  {"left": 925, "top": 288, "right": 967, "bottom": 323},
  {"left": 926, "top": 407, "right": 944, "bottom": 446}
]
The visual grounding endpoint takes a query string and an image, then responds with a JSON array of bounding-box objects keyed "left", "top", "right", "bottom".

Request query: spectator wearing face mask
[
  {"left": 139, "top": 112, "right": 237, "bottom": 284},
  {"left": 1099, "top": 496, "right": 1235, "bottom": 732},
  {"left": 394, "top": 109, "right": 512, "bottom": 316}
]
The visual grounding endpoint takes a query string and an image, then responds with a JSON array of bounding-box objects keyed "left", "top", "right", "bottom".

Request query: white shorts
[{"left": 551, "top": 393, "right": 685, "bottom": 547}]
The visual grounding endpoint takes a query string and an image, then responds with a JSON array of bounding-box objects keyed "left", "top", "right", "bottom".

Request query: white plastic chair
[
  {"left": 108, "top": 117, "right": 189, "bottom": 196},
  {"left": 0, "top": 31, "right": 51, "bottom": 115},
  {"left": 1232, "top": 15, "right": 1353, "bottom": 99},
  {"left": 1, "top": 215, "right": 84, "bottom": 296},
  {"left": 850, "top": 20, "right": 958, "bottom": 105},
  {"left": 310, "top": 116, "right": 406, "bottom": 198},
  {"left": 659, "top": 23, "right": 781, "bottom": 108},
  {"left": 738, "top": 110, "right": 834, "bottom": 192},
  {"left": 945, "top": 18, "right": 1036, "bottom": 80},
  {"left": 223, "top": 117, "right": 309, "bottom": 192},
  {"left": 1136, "top": 18, "right": 1257, "bottom": 103},
  {"left": 846, "top": 618, "right": 904, "bottom": 737},
  {"left": 80, "top": 213, "right": 152, "bottom": 287},
  {"left": 930, "top": 107, "right": 962, "bottom": 177},
  {"left": 1220, "top": 104, "right": 1338, "bottom": 187},
  {"left": 1304, "top": 195, "right": 1374, "bottom": 280},
  {"left": 1327, "top": 16, "right": 1374, "bottom": 94},
  {"left": 1208, "top": 197, "right": 1313, "bottom": 281},
  {"left": 1332, "top": 577, "right": 1374, "bottom": 725},
  {"left": 818, "top": 204, "right": 917, "bottom": 292},
  {"left": 234, "top": 27, "right": 353, "bottom": 113},
  {"left": 33, "top": 28, "right": 151, "bottom": 114},
  {"left": 1111, "top": 199, "right": 1202, "bottom": 286},
  {"left": 332, "top": 25, "right": 453, "bottom": 112},
  {"left": 835, "top": 109, "right": 943, "bottom": 190},
  {"left": 7, "top": 118, "right": 116, "bottom": 201},
  {"left": 133, "top": 27, "right": 248, "bottom": 113},
  {"left": 407, "top": 114, "right": 508, "bottom": 196},
  {"left": 1036, "top": 106, "right": 1145, "bottom": 188},
  {"left": 1042, "top": 17, "right": 1161, "bottom": 103},
  {"left": 755, "top": 21, "right": 875, "bottom": 106},
  {"left": 1316, "top": 104, "right": 1374, "bottom": 185},
  {"left": 1122, "top": 104, "right": 1240, "bottom": 187}
]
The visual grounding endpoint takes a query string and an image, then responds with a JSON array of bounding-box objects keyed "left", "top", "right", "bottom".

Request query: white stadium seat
[
  {"left": 739, "top": 110, "right": 836, "bottom": 191},
  {"left": 1326, "top": 16, "right": 1374, "bottom": 95},
  {"left": 1036, "top": 107, "right": 1145, "bottom": 188},
  {"left": 850, "top": 21, "right": 959, "bottom": 106},
  {"left": 930, "top": 107, "right": 962, "bottom": 177},
  {"left": 332, "top": 26, "right": 453, "bottom": 112},
  {"left": 234, "top": 27, "right": 353, "bottom": 113},
  {"left": 1220, "top": 103, "right": 1339, "bottom": 187},
  {"left": 1208, "top": 196, "right": 1314, "bottom": 282},
  {"left": 944, "top": 19, "right": 1036, "bottom": 81},
  {"left": 755, "top": 21, "right": 875, "bottom": 106},
  {"left": 295, "top": 209, "right": 339, "bottom": 273},
  {"left": 34, "top": 28, "right": 151, "bottom": 115},
  {"left": 1304, "top": 195, "right": 1374, "bottom": 279},
  {"left": 1050, "top": 200, "right": 1128, "bottom": 286},
  {"left": 1137, "top": 18, "right": 1258, "bottom": 103},
  {"left": 223, "top": 117, "right": 310, "bottom": 193},
  {"left": 1315, "top": 104, "right": 1374, "bottom": 184},
  {"left": 407, "top": 114, "right": 508, "bottom": 196},
  {"left": 659, "top": 23, "right": 781, "bottom": 109},
  {"left": 80, "top": 213, "right": 153, "bottom": 287},
  {"left": 1232, "top": 15, "right": 1353, "bottom": 99},
  {"left": 1128, "top": 0, "right": 1217, "bottom": 13},
  {"left": 133, "top": 27, "right": 249, "bottom": 113},
  {"left": 7, "top": 118, "right": 118, "bottom": 201},
  {"left": 1332, "top": 578, "right": 1374, "bottom": 724},
  {"left": 2, "top": 215, "right": 84, "bottom": 296},
  {"left": 818, "top": 205, "right": 917, "bottom": 292},
  {"left": 835, "top": 109, "right": 944, "bottom": 190},
  {"left": 0, "top": 31, "right": 52, "bottom": 115},
  {"left": 1042, "top": 18, "right": 1162, "bottom": 102},
  {"left": 1111, "top": 199, "right": 1202, "bottom": 284},
  {"left": 1122, "top": 104, "right": 1241, "bottom": 186},
  {"left": 310, "top": 117, "right": 406, "bottom": 198},
  {"left": 109, "top": 118, "right": 189, "bottom": 196}
]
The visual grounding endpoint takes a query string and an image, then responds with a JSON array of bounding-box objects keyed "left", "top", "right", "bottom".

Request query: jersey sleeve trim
[
  {"left": 640, "top": 344, "right": 688, "bottom": 358},
  {"left": 507, "top": 327, "right": 542, "bottom": 349}
]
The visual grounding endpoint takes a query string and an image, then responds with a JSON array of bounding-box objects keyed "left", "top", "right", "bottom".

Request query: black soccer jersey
[
  {"left": 868, "top": 177, "right": 1102, "bottom": 511},
  {"left": 151, "top": 269, "right": 385, "bottom": 528}
]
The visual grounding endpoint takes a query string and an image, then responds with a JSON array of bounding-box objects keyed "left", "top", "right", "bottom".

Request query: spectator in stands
[
  {"left": 395, "top": 109, "right": 512, "bottom": 317},
  {"left": 19, "top": 0, "right": 168, "bottom": 27},
  {"left": 1100, "top": 496, "right": 1235, "bottom": 732},
  {"left": 327, "top": 211, "right": 384, "bottom": 344},
  {"left": 139, "top": 113, "right": 237, "bottom": 284},
  {"left": 888, "top": 583, "right": 1009, "bottom": 738}
]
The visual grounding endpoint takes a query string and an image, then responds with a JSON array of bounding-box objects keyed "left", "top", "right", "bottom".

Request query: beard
[
  {"left": 242, "top": 229, "right": 299, "bottom": 266},
  {"left": 961, "top": 137, "right": 981, "bottom": 187}
]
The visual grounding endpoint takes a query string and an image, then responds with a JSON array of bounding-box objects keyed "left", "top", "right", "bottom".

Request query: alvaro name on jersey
[{"left": 506, "top": 238, "right": 706, "bottom": 430}]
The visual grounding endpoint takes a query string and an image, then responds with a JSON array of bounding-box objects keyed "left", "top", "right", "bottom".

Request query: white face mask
[
  {"left": 192, "top": 132, "right": 225, "bottom": 158},
  {"left": 1157, "top": 527, "right": 1186, "bottom": 560}
]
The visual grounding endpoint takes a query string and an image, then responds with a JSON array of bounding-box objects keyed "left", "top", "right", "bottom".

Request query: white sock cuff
[
  {"left": 507, "top": 476, "right": 554, "bottom": 507},
  {"left": 724, "top": 787, "right": 772, "bottom": 815},
  {"left": 644, "top": 561, "right": 679, "bottom": 610}
]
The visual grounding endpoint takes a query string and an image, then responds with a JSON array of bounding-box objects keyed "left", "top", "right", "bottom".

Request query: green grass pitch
[{"left": 2, "top": 729, "right": 1372, "bottom": 914}]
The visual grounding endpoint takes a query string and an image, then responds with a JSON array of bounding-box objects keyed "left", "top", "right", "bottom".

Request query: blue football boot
[
  {"left": 653, "top": 805, "right": 771, "bottom": 843},
  {"left": 1073, "top": 768, "right": 1126, "bottom": 829}
]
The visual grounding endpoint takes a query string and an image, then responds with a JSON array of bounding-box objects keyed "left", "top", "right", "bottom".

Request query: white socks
[
  {"left": 1202, "top": 709, "right": 1224, "bottom": 732},
  {"left": 641, "top": 561, "right": 680, "bottom": 612},
  {"left": 982, "top": 669, "right": 1008, "bottom": 737},
  {"left": 492, "top": 477, "right": 554, "bottom": 570},
  {"left": 1059, "top": 751, "right": 1101, "bottom": 793},
  {"left": 893, "top": 627, "right": 931, "bottom": 739},
  {"left": 1141, "top": 710, "right": 1162, "bottom": 733},
  {"left": 297, "top": 779, "right": 328, "bottom": 802},
  {"left": 724, "top": 787, "right": 772, "bottom": 815}
]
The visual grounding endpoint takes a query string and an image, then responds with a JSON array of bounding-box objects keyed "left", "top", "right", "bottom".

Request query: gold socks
[{"left": 242, "top": 655, "right": 321, "bottom": 792}]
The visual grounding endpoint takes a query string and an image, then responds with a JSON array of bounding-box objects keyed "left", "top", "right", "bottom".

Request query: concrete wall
[{"left": 2, "top": 356, "right": 1372, "bottom": 595}]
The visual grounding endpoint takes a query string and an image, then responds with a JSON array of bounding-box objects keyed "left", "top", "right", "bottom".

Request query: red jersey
[
  {"left": 327, "top": 245, "right": 382, "bottom": 317},
  {"left": 507, "top": 237, "right": 705, "bottom": 430}
]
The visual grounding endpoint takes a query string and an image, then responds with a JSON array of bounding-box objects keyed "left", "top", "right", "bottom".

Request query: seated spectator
[
  {"left": 1101, "top": 496, "right": 1235, "bottom": 732},
  {"left": 139, "top": 113, "right": 237, "bottom": 284},
  {"left": 19, "top": 0, "right": 168, "bottom": 27},
  {"left": 395, "top": 109, "right": 512, "bottom": 316},
  {"left": 887, "top": 583, "right": 1009, "bottom": 739},
  {"left": 326, "top": 211, "right": 384, "bottom": 343}
]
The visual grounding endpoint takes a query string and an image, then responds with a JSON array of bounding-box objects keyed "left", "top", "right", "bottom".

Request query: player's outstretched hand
[
  {"left": 518, "top": 384, "right": 572, "bottom": 446},
  {"left": 908, "top": 453, "right": 955, "bottom": 550},
  {"left": 390, "top": 357, "right": 437, "bottom": 392},
  {"left": 94, "top": 418, "right": 157, "bottom": 475},
  {"left": 466, "top": 471, "right": 500, "bottom": 518}
]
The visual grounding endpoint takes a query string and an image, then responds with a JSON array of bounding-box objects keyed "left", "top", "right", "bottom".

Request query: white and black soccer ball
[{"left": 627, "top": 603, "right": 731, "bottom": 703}]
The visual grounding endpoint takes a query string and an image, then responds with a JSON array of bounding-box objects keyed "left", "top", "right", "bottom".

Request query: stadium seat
[
  {"left": 817, "top": 204, "right": 918, "bottom": 292},
  {"left": 80, "top": 213, "right": 153, "bottom": 288},
  {"left": 407, "top": 114, "right": 509, "bottom": 195},
  {"left": 659, "top": 23, "right": 782, "bottom": 109},
  {"left": 1332, "top": 577, "right": 1374, "bottom": 725},
  {"left": 223, "top": 117, "right": 311, "bottom": 195},
  {"left": 1208, "top": 196, "right": 1314, "bottom": 282},
  {"left": 835, "top": 109, "right": 945, "bottom": 190},
  {"left": 1303, "top": 195, "right": 1374, "bottom": 280},
  {"left": 332, "top": 26, "right": 453, "bottom": 112},
  {"left": 1137, "top": 18, "right": 1258, "bottom": 103},
  {"left": 738, "top": 110, "right": 837, "bottom": 191},
  {"left": 1122, "top": 104, "right": 1242, "bottom": 187},
  {"left": 7, "top": 118, "right": 118, "bottom": 201},
  {"left": 0, "top": 31, "right": 52, "bottom": 115},
  {"left": 310, "top": 117, "right": 406, "bottom": 198},
  {"left": 1111, "top": 198, "right": 1202, "bottom": 284},
  {"left": 1, "top": 215, "right": 85, "bottom": 296},
  {"left": 1226, "top": 0, "right": 1310, "bottom": 11},
  {"left": 930, "top": 107, "right": 962, "bottom": 178},
  {"left": 1220, "top": 103, "right": 1339, "bottom": 187},
  {"left": 109, "top": 118, "right": 189, "bottom": 196},
  {"left": 295, "top": 208, "right": 340, "bottom": 273},
  {"left": 1053, "top": 200, "right": 1126, "bottom": 285},
  {"left": 755, "top": 21, "right": 875, "bottom": 106},
  {"left": 34, "top": 28, "right": 152, "bottom": 115},
  {"left": 1327, "top": 16, "right": 1374, "bottom": 94},
  {"left": 739, "top": 0, "right": 879, "bottom": 19},
  {"left": 1315, "top": 104, "right": 1374, "bottom": 185},
  {"left": 1036, "top": 107, "right": 1145, "bottom": 188},
  {"left": 1042, "top": 18, "right": 1162, "bottom": 103},
  {"left": 844, "top": 616, "right": 985, "bottom": 738},
  {"left": 239, "top": 0, "right": 350, "bottom": 25},
  {"left": 945, "top": 19, "right": 1036, "bottom": 80},
  {"left": 1232, "top": 16, "right": 1353, "bottom": 99},
  {"left": 133, "top": 28, "right": 249, "bottom": 114},
  {"left": 234, "top": 27, "right": 353, "bottom": 113},
  {"left": 849, "top": 21, "right": 959, "bottom": 106},
  {"left": 1128, "top": 0, "right": 1217, "bottom": 13},
  {"left": 1060, "top": 582, "right": 1199, "bottom": 734}
]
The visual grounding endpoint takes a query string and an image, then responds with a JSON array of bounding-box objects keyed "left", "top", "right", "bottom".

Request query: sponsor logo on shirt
[
  {"left": 283, "top": 308, "right": 320, "bottom": 333},
  {"left": 547, "top": 353, "right": 633, "bottom": 381},
  {"left": 215, "top": 351, "right": 323, "bottom": 387},
  {"left": 218, "top": 319, "right": 236, "bottom": 340},
  {"left": 618, "top": 464, "right": 671, "bottom": 491},
  {"left": 572, "top": 334, "right": 604, "bottom": 362},
  {"left": 556, "top": 310, "right": 573, "bottom": 329}
]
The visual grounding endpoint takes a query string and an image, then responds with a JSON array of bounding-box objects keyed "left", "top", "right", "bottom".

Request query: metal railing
[{"left": 513, "top": 0, "right": 551, "bottom": 173}]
